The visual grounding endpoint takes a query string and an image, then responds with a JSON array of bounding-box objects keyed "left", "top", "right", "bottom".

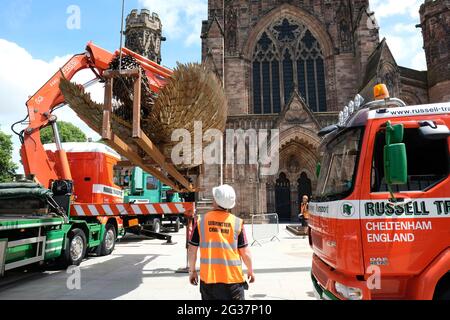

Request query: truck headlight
[{"left": 335, "top": 282, "right": 363, "bottom": 300}]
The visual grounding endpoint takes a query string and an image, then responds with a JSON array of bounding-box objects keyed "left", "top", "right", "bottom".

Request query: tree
[
  {"left": 40, "top": 121, "right": 87, "bottom": 144},
  {"left": 0, "top": 129, "right": 18, "bottom": 182}
]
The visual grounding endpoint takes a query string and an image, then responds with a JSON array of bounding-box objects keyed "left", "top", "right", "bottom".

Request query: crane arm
[{"left": 20, "top": 43, "right": 118, "bottom": 188}]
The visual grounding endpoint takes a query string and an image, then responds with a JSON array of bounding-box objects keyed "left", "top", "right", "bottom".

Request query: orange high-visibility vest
[
  {"left": 301, "top": 203, "right": 310, "bottom": 219},
  {"left": 198, "top": 210, "right": 245, "bottom": 284}
]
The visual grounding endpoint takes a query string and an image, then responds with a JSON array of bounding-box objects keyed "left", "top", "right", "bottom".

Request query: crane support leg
[{"left": 127, "top": 226, "right": 176, "bottom": 245}]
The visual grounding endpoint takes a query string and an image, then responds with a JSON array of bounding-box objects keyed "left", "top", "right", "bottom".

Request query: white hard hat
[{"left": 212, "top": 184, "right": 236, "bottom": 209}]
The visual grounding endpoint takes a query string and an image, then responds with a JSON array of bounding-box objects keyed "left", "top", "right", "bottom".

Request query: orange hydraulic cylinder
[{"left": 54, "top": 149, "right": 72, "bottom": 181}]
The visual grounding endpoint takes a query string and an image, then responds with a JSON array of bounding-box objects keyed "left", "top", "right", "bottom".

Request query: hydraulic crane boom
[
  {"left": 21, "top": 45, "right": 105, "bottom": 188},
  {"left": 19, "top": 42, "right": 192, "bottom": 192}
]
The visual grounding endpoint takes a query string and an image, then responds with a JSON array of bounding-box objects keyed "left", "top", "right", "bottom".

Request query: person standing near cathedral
[
  {"left": 187, "top": 184, "right": 255, "bottom": 300},
  {"left": 299, "top": 195, "right": 310, "bottom": 227}
]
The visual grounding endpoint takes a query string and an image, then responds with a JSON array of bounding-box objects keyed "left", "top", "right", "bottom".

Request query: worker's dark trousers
[
  {"left": 200, "top": 281, "right": 245, "bottom": 300},
  {"left": 300, "top": 217, "right": 309, "bottom": 227}
]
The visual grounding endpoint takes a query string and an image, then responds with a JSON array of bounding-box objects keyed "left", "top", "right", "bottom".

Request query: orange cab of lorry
[
  {"left": 45, "top": 142, "right": 124, "bottom": 204},
  {"left": 310, "top": 84, "right": 450, "bottom": 300}
]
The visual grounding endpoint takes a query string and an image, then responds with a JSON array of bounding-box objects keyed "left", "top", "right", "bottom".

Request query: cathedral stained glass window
[{"left": 252, "top": 18, "right": 327, "bottom": 114}]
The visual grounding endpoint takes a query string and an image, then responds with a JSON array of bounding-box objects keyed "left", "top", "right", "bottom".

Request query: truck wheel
[
  {"left": 99, "top": 224, "right": 116, "bottom": 256},
  {"left": 434, "top": 286, "right": 450, "bottom": 300},
  {"left": 62, "top": 228, "right": 87, "bottom": 267},
  {"left": 153, "top": 219, "right": 161, "bottom": 234},
  {"left": 438, "top": 288, "right": 450, "bottom": 300},
  {"left": 434, "top": 273, "right": 450, "bottom": 300},
  {"left": 173, "top": 218, "right": 181, "bottom": 233}
]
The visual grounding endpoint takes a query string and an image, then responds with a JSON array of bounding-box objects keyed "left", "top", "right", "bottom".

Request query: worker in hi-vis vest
[{"left": 188, "top": 184, "right": 255, "bottom": 300}]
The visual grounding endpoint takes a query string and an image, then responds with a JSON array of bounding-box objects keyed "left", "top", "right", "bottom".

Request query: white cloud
[
  {"left": 0, "top": 39, "right": 102, "bottom": 171},
  {"left": 393, "top": 23, "right": 417, "bottom": 34},
  {"left": 411, "top": 51, "right": 427, "bottom": 70},
  {"left": 380, "top": 28, "right": 426, "bottom": 70},
  {"left": 370, "top": 0, "right": 422, "bottom": 21},
  {"left": 138, "top": 0, "right": 207, "bottom": 47},
  {"left": 369, "top": 0, "right": 426, "bottom": 70}
]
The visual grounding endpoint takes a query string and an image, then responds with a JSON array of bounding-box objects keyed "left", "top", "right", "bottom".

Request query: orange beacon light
[{"left": 374, "top": 83, "right": 390, "bottom": 100}]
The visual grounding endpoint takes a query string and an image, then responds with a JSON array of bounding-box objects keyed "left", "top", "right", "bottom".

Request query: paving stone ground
[{"left": 0, "top": 224, "right": 315, "bottom": 300}]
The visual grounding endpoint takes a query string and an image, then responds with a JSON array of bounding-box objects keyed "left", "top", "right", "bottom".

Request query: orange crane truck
[
  {"left": 310, "top": 84, "right": 450, "bottom": 300},
  {"left": 0, "top": 42, "right": 196, "bottom": 274}
]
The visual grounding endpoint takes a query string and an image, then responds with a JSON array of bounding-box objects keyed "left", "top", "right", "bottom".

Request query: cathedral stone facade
[{"left": 125, "top": 1, "right": 450, "bottom": 221}]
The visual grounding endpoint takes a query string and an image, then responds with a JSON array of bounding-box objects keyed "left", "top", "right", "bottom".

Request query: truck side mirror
[
  {"left": 384, "top": 144, "right": 407, "bottom": 185},
  {"left": 384, "top": 122, "right": 407, "bottom": 185}
]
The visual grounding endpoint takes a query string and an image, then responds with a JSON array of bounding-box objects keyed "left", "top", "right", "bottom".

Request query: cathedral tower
[{"left": 125, "top": 9, "right": 165, "bottom": 63}]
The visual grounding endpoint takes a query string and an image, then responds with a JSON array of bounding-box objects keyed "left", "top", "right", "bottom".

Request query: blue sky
[
  {"left": 0, "top": 0, "right": 426, "bottom": 168},
  {"left": 370, "top": 0, "right": 426, "bottom": 70},
  {"left": 0, "top": 0, "right": 204, "bottom": 68}
]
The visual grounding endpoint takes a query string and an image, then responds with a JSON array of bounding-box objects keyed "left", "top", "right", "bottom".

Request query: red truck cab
[
  {"left": 45, "top": 142, "right": 123, "bottom": 204},
  {"left": 310, "top": 86, "right": 450, "bottom": 300}
]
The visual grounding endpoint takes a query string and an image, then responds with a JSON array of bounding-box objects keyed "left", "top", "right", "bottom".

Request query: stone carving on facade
[
  {"left": 337, "top": 1, "right": 353, "bottom": 53},
  {"left": 383, "top": 72, "right": 396, "bottom": 94},
  {"left": 284, "top": 100, "right": 309, "bottom": 124},
  {"left": 276, "top": 91, "right": 321, "bottom": 131},
  {"left": 339, "top": 19, "right": 352, "bottom": 52},
  {"left": 225, "top": 6, "right": 238, "bottom": 55},
  {"left": 378, "top": 62, "right": 399, "bottom": 97},
  {"left": 287, "top": 155, "right": 300, "bottom": 174}
]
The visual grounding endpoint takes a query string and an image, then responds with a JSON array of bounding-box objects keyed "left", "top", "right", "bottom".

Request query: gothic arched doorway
[
  {"left": 297, "top": 172, "right": 312, "bottom": 204},
  {"left": 275, "top": 172, "right": 291, "bottom": 221}
]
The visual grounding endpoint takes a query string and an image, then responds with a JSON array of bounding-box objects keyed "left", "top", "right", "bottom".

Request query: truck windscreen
[{"left": 315, "top": 127, "right": 364, "bottom": 201}]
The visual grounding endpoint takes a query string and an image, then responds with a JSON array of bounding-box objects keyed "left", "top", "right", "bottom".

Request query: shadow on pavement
[{"left": 0, "top": 252, "right": 188, "bottom": 300}]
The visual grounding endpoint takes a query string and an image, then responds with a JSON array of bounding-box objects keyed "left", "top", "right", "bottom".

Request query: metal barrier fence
[{"left": 250, "top": 213, "right": 280, "bottom": 246}]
